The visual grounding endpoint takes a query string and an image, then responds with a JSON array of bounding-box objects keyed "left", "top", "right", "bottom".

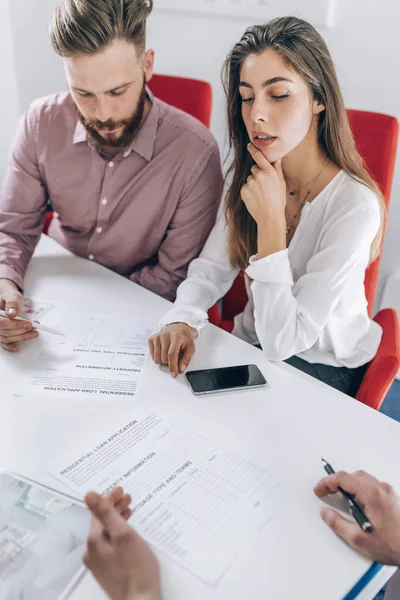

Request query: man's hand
[
  {"left": 314, "top": 470, "right": 400, "bottom": 566},
  {"left": 0, "top": 278, "right": 37, "bottom": 352},
  {"left": 84, "top": 490, "right": 161, "bottom": 600},
  {"left": 148, "top": 322, "right": 195, "bottom": 378},
  {"left": 104, "top": 486, "right": 133, "bottom": 522}
]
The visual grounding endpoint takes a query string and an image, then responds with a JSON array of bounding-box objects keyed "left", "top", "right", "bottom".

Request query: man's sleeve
[
  {"left": 0, "top": 104, "right": 47, "bottom": 290},
  {"left": 130, "top": 142, "right": 223, "bottom": 301}
]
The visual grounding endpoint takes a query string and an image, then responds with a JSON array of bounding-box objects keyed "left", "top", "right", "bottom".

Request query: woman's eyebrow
[{"left": 239, "top": 76, "right": 293, "bottom": 89}]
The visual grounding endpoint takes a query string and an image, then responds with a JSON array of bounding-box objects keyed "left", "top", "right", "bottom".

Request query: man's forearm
[{"left": 0, "top": 226, "right": 43, "bottom": 292}]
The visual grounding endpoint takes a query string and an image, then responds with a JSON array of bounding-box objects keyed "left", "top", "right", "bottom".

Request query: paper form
[
  {"left": 48, "top": 410, "right": 289, "bottom": 586},
  {"left": 21, "top": 297, "right": 56, "bottom": 321},
  {"left": 5, "top": 318, "right": 155, "bottom": 400}
]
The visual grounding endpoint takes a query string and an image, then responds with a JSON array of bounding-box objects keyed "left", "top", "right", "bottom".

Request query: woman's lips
[{"left": 252, "top": 135, "right": 278, "bottom": 148}]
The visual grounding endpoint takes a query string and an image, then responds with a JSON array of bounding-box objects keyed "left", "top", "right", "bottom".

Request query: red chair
[
  {"left": 356, "top": 309, "right": 400, "bottom": 410},
  {"left": 347, "top": 109, "right": 399, "bottom": 315},
  {"left": 42, "top": 73, "right": 213, "bottom": 235},
  {"left": 43, "top": 210, "right": 53, "bottom": 235},
  {"left": 220, "top": 272, "right": 247, "bottom": 333},
  {"left": 209, "top": 109, "right": 400, "bottom": 407},
  {"left": 148, "top": 73, "right": 212, "bottom": 128},
  {"left": 349, "top": 110, "right": 400, "bottom": 408}
]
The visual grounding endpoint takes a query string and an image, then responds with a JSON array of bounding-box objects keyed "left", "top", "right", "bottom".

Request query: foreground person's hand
[
  {"left": 314, "top": 470, "right": 400, "bottom": 566},
  {"left": 84, "top": 490, "right": 162, "bottom": 600}
]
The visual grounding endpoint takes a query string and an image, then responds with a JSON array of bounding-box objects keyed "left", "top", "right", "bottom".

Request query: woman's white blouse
[{"left": 159, "top": 171, "right": 382, "bottom": 368}]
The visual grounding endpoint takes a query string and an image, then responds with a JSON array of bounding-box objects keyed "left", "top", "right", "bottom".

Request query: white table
[{"left": 1, "top": 235, "right": 399, "bottom": 600}]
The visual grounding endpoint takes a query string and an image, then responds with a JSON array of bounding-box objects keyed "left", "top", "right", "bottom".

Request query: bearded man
[{"left": 0, "top": 0, "right": 222, "bottom": 352}]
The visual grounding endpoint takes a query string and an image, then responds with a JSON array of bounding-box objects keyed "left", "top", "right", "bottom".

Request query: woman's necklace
[{"left": 286, "top": 160, "right": 329, "bottom": 237}]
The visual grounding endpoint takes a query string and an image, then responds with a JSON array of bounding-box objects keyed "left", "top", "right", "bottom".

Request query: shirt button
[
  {"left": 88, "top": 254, "right": 94, "bottom": 261},
  {"left": 108, "top": 161, "right": 114, "bottom": 168},
  {"left": 96, "top": 227, "right": 103, "bottom": 234},
  {"left": 101, "top": 198, "right": 108, "bottom": 205}
]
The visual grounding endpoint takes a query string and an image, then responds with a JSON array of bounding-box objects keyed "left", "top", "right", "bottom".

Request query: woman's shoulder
[{"left": 326, "top": 170, "right": 381, "bottom": 222}]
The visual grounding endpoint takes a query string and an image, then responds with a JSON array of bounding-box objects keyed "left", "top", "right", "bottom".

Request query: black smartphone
[{"left": 185, "top": 364, "right": 267, "bottom": 395}]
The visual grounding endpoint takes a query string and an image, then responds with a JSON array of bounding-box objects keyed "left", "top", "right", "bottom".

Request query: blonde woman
[{"left": 149, "top": 16, "right": 384, "bottom": 396}]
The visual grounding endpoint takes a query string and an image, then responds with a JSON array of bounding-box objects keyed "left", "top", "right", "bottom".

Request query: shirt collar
[
  {"left": 73, "top": 120, "right": 88, "bottom": 145},
  {"left": 72, "top": 87, "right": 159, "bottom": 163}
]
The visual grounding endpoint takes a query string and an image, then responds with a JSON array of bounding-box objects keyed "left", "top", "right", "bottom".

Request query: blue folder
[{"left": 343, "top": 563, "right": 383, "bottom": 600}]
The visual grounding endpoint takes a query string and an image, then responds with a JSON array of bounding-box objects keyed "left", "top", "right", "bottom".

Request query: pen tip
[{"left": 321, "top": 458, "right": 327, "bottom": 464}]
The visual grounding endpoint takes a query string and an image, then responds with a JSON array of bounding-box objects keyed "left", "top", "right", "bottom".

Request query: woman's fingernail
[{"left": 7, "top": 308, "right": 16, "bottom": 315}]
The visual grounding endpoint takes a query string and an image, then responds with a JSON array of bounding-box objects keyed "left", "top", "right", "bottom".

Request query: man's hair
[{"left": 49, "top": 0, "right": 153, "bottom": 57}]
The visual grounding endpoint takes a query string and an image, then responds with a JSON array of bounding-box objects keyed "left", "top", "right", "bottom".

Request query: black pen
[{"left": 321, "top": 458, "right": 373, "bottom": 534}]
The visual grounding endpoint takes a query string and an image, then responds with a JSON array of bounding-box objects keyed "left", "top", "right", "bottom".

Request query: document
[
  {"left": 6, "top": 318, "right": 155, "bottom": 400},
  {"left": 0, "top": 470, "right": 89, "bottom": 600},
  {"left": 22, "top": 297, "right": 56, "bottom": 320},
  {"left": 48, "top": 410, "right": 289, "bottom": 586}
]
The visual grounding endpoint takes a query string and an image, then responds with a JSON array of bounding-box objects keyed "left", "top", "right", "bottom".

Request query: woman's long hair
[{"left": 222, "top": 16, "right": 385, "bottom": 269}]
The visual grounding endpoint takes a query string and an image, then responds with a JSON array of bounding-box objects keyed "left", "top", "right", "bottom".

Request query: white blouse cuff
[
  {"left": 158, "top": 304, "right": 209, "bottom": 335},
  {"left": 246, "top": 249, "right": 294, "bottom": 285}
]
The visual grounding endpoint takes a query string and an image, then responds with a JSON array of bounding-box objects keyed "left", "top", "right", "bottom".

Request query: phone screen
[{"left": 185, "top": 364, "right": 267, "bottom": 394}]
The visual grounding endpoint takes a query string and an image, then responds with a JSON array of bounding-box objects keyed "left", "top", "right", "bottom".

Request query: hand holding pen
[
  {"left": 314, "top": 465, "right": 400, "bottom": 566},
  {"left": 321, "top": 459, "right": 372, "bottom": 533},
  {"left": 0, "top": 310, "right": 64, "bottom": 337},
  {"left": 0, "top": 280, "right": 63, "bottom": 353}
]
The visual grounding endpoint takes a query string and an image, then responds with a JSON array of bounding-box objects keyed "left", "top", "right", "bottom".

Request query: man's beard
[{"left": 75, "top": 81, "right": 147, "bottom": 152}]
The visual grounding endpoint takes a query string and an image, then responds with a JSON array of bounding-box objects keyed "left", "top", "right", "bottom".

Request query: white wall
[
  {"left": 9, "top": 0, "right": 65, "bottom": 111},
  {"left": 2, "top": 0, "right": 400, "bottom": 306},
  {"left": 0, "top": 0, "right": 21, "bottom": 180}
]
